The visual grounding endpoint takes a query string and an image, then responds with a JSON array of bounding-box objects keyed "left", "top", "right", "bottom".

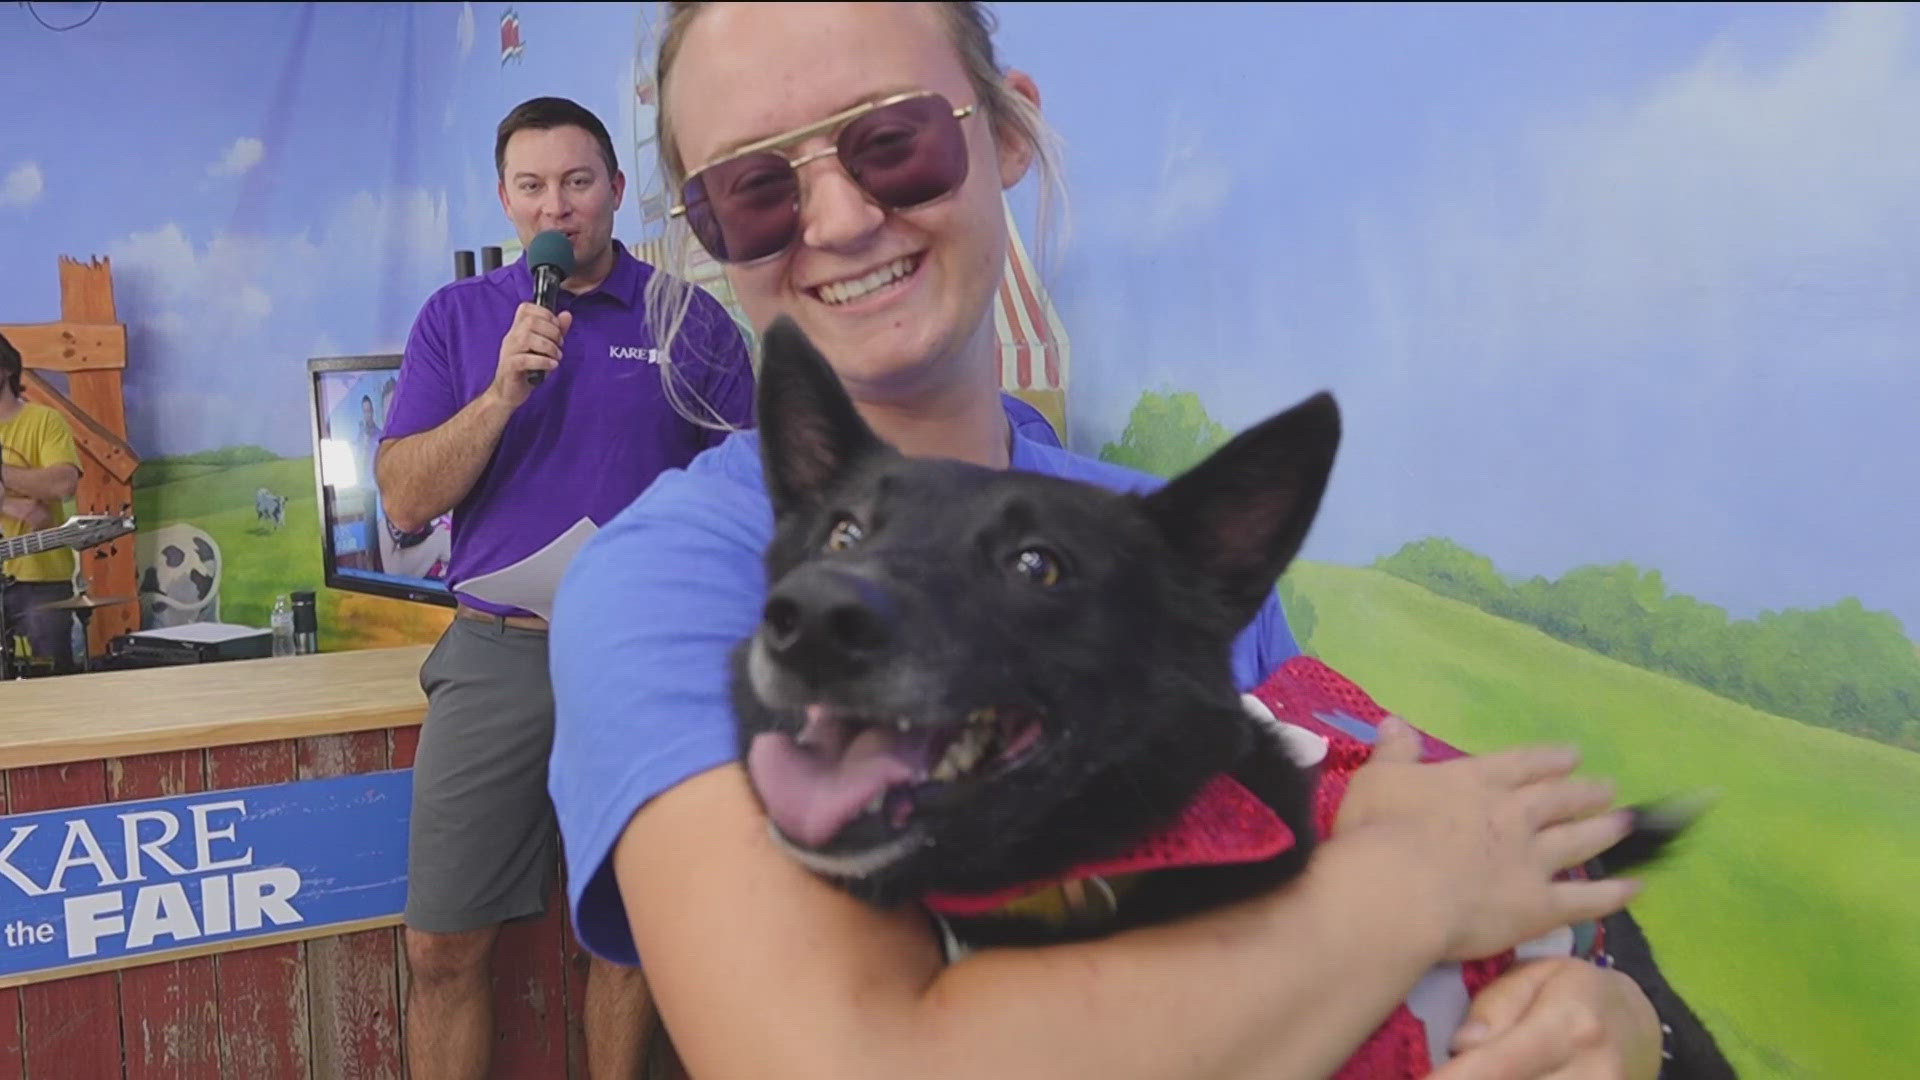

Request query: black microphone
[{"left": 525, "top": 230, "right": 576, "bottom": 386}]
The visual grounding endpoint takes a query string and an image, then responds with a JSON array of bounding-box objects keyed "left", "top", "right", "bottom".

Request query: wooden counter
[
  {"left": 1, "top": 645, "right": 433, "bottom": 769},
  {"left": 0, "top": 645, "right": 593, "bottom": 1079}
]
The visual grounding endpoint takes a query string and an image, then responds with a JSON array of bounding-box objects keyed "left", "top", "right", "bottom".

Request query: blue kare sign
[{"left": 0, "top": 769, "right": 412, "bottom": 984}]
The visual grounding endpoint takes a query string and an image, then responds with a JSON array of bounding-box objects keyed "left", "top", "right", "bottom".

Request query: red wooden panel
[
  {"left": 388, "top": 726, "right": 420, "bottom": 770},
  {"left": 298, "top": 733, "right": 401, "bottom": 1080},
  {"left": 381, "top": 725, "right": 418, "bottom": 1077},
  {"left": 109, "top": 751, "right": 220, "bottom": 1080},
  {"left": 380, "top": 718, "right": 414, "bottom": 1068},
  {"left": 6, "top": 762, "right": 126, "bottom": 1080},
  {"left": 206, "top": 741, "right": 311, "bottom": 1079},
  {"left": 561, "top": 893, "right": 590, "bottom": 1080},
  {"left": 488, "top": 882, "right": 570, "bottom": 1078},
  {"left": 0, "top": 774, "right": 21, "bottom": 1080}
]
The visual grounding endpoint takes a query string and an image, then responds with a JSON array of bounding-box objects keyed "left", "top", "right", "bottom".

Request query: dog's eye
[
  {"left": 825, "top": 516, "right": 866, "bottom": 552},
  {"left": 1010, "top": 547, "right": 1063, "bottom": 588}
]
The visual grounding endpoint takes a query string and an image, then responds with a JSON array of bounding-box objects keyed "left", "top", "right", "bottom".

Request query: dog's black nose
[{"left": 761, "top": 569, "right": 897, "bottom": 679}]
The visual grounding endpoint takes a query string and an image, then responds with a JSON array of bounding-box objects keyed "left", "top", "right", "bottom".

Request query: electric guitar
[{"left": 0, "top": 513, "right": 138, "bottom": 563}]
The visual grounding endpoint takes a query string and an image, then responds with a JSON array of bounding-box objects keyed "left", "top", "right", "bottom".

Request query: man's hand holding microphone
[{"left": 488, "top": 229, "right": 576, "bottom": 408}]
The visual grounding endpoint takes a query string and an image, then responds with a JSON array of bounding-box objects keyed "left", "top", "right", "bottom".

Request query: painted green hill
[
  {"left": 1283, "top": 560, "right": 1919, "bottom": 1079},
  {"left": 132, "top": 456, "right": 449, "bottom": 649}
]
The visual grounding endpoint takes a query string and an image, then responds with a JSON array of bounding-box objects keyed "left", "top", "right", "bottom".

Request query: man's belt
[{"left": 455, "top": 603, "right": 548, "bottom": 632}]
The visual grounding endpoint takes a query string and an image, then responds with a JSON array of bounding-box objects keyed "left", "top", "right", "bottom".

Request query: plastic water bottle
[{"left": 271, "top": 594, "right": 296, "bottom": 658}]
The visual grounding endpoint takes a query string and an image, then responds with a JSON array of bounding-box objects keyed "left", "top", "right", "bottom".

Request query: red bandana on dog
[
  {"left": 924, "top": 655, "right": 1607, "bottom": 1079},
  {"left": 922, "top": 772, "right": 1296, "bottom": 917}
]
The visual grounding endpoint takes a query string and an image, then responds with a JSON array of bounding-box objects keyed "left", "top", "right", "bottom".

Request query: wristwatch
[{"left": 386, "top": 514, "right": 434, "bottom": 550}]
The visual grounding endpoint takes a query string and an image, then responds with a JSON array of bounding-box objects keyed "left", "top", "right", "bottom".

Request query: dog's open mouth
[{"left": 746, "top": 704, "right": 1044, "bottom": 850}]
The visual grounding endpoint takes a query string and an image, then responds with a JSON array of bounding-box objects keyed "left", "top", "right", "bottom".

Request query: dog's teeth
[
  {"left": 952, "top": 734, "right": 983, "bottom": 773},
  {"left": 930, "top": 720, "right": 1002, "bottom": 783},
  {"left": 894, "top": 718, "right": 912, "bottom": 733},
  {"left": 864, "top": 793, "right": 885, "bottom": 815}
]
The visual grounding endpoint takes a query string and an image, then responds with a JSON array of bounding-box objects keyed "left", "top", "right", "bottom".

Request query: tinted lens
[
  {"left": 838, "top": 93, "right": 971, "bottom": 210},
  {"left": 680, "top": 94, "right": 971, "bottom": 264},
  {"left": 682, "top": 151, "right": 802, "bottom": 263}
]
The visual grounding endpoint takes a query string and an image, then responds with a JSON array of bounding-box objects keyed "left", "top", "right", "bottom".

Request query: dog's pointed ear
[
  {"left": 1141, "top": 392, "right": 1341, "bottom": 627},
  {"left": 756, "top": 315, "right": 887, "bottom": 517}
]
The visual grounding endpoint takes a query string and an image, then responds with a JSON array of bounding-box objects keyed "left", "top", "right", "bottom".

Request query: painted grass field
[
  {"left": 1285, "top": 560, "right": 1919, "bottom": 1079},
  {"left": 133, "top": 456, "right": 450, "bottom": 651}
]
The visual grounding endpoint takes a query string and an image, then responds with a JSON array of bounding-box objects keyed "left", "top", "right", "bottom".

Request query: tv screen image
[{"left": 307, "top": 354, "right": 455, "bottom": 607}]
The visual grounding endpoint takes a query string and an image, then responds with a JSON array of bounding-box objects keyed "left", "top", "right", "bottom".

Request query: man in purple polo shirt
[{"left": 376, "top": 96, "right": 753, "bottom": 1080}]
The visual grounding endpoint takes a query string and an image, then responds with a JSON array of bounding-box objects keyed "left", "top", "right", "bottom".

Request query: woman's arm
[{"left": 615, "top": 720, "right": 1643, "bottom": 1080}]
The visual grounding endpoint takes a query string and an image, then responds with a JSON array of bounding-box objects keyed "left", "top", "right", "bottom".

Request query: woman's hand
[
  {"left": 1334, "top": 718, "right": 1644, "bottom": 963},
  {"left": 1431, "top": 957, "right": 1664, "bottom": 1080}
]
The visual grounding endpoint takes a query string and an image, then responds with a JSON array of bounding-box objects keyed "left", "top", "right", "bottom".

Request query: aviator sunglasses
[{"left": 670, "top": 90, "right": 977, "bottom": 264}]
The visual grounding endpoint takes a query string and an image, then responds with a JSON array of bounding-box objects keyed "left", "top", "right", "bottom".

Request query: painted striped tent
[
  {"left": 994, "top": 198, "right": 1069, "bottom": 396},
  {"left": 992, "top": 198, "right": 1071, "bottom": 442}
]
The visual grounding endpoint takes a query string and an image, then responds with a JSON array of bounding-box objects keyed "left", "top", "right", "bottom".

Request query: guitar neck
[{"left": 2, "top": 523, "right": 98, "bottom": 563}]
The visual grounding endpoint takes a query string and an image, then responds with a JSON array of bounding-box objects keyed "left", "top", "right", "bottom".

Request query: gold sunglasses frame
[{"left": 667, "top": 90, "right": 977, "bottom": 220}]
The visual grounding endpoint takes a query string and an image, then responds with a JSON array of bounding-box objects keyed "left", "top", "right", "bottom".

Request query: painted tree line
[{"left": 1100, "top": 390, "right": 1920, "bottom": 753}]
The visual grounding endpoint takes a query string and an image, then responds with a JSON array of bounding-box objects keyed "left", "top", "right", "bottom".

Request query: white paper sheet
[
  {"left": 451, "top": 516, "right": 600, "bottom": 621},
  {"left": 129, "top": 622, "right": 271, "bottom": 644}
]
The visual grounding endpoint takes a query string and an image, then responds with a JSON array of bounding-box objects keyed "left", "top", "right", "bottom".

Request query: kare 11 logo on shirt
[
  {"left": 609, "top": 345, "right": 663, "bottom": 365},
  {"left": 0, "top": 771, "right": 413, "bottom": 982}
]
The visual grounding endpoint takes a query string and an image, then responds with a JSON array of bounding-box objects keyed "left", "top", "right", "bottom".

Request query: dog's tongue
[{"left": 747, "top": 706, "right": 935, "bottom": 848}]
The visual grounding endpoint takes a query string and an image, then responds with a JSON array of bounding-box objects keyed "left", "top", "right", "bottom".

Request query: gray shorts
[{"left": 404, "top": 615, "right": 558, "bottom": 934}]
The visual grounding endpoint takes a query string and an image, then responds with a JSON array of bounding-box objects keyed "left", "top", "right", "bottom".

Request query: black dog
[{"left": 730, "top": 317, "right": 1735, "bottom": 1077}]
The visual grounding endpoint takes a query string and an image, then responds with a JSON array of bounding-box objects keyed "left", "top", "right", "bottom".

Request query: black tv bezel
[{"left": 306, "top": 353, "right": 456, "bottom": 609}]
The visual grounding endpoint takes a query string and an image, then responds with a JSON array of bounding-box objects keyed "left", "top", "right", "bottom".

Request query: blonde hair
[{"left": 640, "top": 0, "right": 1070, "bottom": 431}]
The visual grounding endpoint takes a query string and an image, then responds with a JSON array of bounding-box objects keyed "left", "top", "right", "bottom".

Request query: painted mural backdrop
[
  {"left": 4, "top": 3, "right": 1913, "bottom": 1076},
  {"left": 1007, "top": 6, "right": 1917, "bottom": 1077},
  {"left": 2, "top": 1, "right": 469, "bottom": 647}
]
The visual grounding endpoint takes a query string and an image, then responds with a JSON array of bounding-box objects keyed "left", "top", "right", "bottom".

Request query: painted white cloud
[
  {"left": 458, "top": 2, "right": 476, "bottom": 59},
  {"left": 328, "top": 187, "right": 453, "bottom": 271},
  {"left": 1358, "top": 2, "right": 1920, "bottom": 386},
  {"left": 1085, "top": 108, "right": 1233, "bottom": 252},
  {"left": 1321, "top": 0, "right": 1920, "bottom": 631},
  {"left": 2, "top": 161, "right": 44, "bottom": 207},
  {"left": 107, "top": 187, "right": 451, "bottom": 457},
  {"left": 105, "top": 225, "right": 200, "bottom": 304},
  {"left": 1146, "top": 113, "right": 1233, "bottom": 246},
  {"left": 207, "top": 137, "right": 265, "bottom": 178}
]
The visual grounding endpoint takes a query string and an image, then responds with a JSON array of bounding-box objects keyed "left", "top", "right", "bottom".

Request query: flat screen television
[{"left": 306, "top": 354, "right": 456, "bottom": 607}]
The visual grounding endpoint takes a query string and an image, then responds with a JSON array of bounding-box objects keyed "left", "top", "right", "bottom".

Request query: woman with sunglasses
[{"left": 548, "top": 4, "right": 1665, "bottom": 1078}]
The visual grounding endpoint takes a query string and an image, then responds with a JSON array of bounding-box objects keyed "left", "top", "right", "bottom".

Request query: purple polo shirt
[{"left": 382, "top": 243, "right": 754, "bottom": 618}]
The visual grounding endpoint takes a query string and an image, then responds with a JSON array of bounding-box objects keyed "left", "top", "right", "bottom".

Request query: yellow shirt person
[
  {"left": 0, "top": 331, "right": 84, "bottom": 673},
  {"left": 1, "top": 400, "right": 83, "bottom": 583}
]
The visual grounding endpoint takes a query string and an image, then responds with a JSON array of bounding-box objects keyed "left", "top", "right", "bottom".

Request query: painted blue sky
[
  {"left": 990, "top": 2, "right": 1918, "bottom": 636},
  {"left": 1, "top": 2, "right": 464, "bottom": 461},
  {"left": 3, "top": 2, "right": 1913, "bottom": 635}
]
